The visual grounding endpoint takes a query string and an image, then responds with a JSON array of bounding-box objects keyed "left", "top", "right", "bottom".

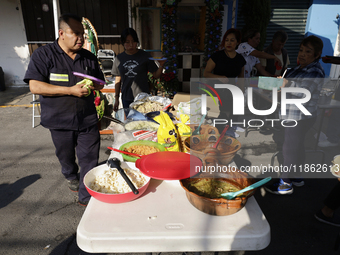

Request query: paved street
[{"left": 1, "top": 86, "right": 340, "bottom": 255}]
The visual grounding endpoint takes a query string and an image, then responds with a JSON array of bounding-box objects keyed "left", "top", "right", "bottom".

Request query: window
[
  {"left": 177, "top": 6, "right": 206, "bottom": 52},
  {"left": 137, "top": 7, "right": 162, "bottom": 52}
]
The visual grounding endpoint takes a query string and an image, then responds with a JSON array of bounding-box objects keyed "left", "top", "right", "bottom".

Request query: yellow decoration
[
  {"left": 154, "top": 111, "right": 180, "bottom": 152},
  {"left": 176, "top": 114, "right": 191, "bottom": 152}
]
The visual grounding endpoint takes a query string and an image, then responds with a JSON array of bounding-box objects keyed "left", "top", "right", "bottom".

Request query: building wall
[
  {"left": 305, "top": 0, "right": 340, "bottom": 76},
  {"left": 0, "top": 0, "right": 30, "bottom": 86}
]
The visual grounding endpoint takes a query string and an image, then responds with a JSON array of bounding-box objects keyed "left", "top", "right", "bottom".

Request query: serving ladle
[
  {"left": 220, "top": 177, "right": 271, "bottom": 200},
  {"left": 107, "top": 158, "right": 139, "bottom": 195},
  {"left": 192, "top": 114, "right": 206, "bottom": 135}
]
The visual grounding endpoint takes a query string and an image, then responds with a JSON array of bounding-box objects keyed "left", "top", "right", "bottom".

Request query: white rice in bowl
[{"left": 90, "top": 168, "right": 147, "bottom": 194}]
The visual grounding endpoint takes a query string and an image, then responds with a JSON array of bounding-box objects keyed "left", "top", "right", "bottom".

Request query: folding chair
[
  {"left": 31, "top": 94, "right": 40, "bottom": 127},
  {"left": 97, "top": 49, "right": 116, "bottom": 75}
]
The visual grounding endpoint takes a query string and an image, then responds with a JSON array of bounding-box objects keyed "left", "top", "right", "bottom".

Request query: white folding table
[{"left": 77, "top": 179, "right": 270, "bottom": 253}]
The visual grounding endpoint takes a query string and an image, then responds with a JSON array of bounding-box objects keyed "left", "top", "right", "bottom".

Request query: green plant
[
  {"left": 147, "top": 71, "right": 177, "bottom": 96},
  {"left": 203, "top": 0, "right": 224, "bottom": 67},
  {"left": 240, "top": 0, "right": 271, "bottom": 51},
  {"left": 160, "top": 71, "right": 177, "bottom": 94},
  {"left": 148, "top": 72, "right": 162, "bottom": 93},
  {"left": 161, "top": 0, "right": 180, "bottom": 91},
  {"left": 131, "top": 3, "right": 139, "bottom": 20}
]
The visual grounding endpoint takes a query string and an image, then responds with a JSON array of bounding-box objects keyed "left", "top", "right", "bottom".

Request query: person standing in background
[
  {"left": 260, "top": 30, "right": 290, "bottom": 77},
  {"left": 236, "top": 29, "right": 282, "bottom": 78},
  {"left": 112, "top": 28, "right": 166, "bottom": 111},
  {"left": 318, "top": 56, "right": 340, "bottom": 147},
  {"left": 265, "top": 35, "right": 325, "bottom": 195}
]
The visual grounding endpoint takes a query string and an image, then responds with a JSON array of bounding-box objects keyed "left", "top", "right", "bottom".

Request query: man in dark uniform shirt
[{"left": 24, "top": 13, "right": 105, "bottom": 206}]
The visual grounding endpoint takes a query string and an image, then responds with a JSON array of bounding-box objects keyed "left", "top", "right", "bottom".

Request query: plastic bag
[
  {"left": 176, "top": 114, "right": 191, "bottom": 152},
  {"left": 111, "top": 130, "right": 158, "bottom": 157},
  {"left": 129, "top": 93, "right": 172, "bottom": 113},
  {"left": 125, "top": 120, "right": 159, "bottom": 131},
  {"left": 177, "top": 97, "right": 202, "bottom": 124},
  {"left": 76, "top": 78, "right": 92, "bottom": 97},
  {"left": 154, "top": 111, "right": 180, "bottom": 151},
  {"left": 178, "top": 97, "right": 201, "bottom": 116},
  {"left": 115, "top": 108, "right": 146, "bottom": 122}
]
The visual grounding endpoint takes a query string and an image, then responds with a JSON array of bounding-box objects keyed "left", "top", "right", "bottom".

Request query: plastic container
[
  {"left": 119, "top": 140, "right": 167, "bottom": 162},
  {"left": 179, "top": 169, "right": 255, "bottom": 216},
  {"left": 84, "top": 162, "right": 150, "bottom": 203}
]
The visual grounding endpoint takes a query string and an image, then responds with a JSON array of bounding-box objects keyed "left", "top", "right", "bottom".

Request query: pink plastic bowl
[{"left": 84, "top": 162, "right": 151, "bottom": 204}]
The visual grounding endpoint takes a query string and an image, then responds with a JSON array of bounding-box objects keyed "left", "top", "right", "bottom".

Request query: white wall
[
  {"left": 0, "top": 0, "right": 30, "bottom": 86},
  {"left": 329, "top": 25, "right": 340, "bottom": 79}
]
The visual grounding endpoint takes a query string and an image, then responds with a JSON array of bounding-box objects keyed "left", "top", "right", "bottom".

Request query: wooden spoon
[{"left": 212, "top": 125, "right": 229, "bottom": 149}]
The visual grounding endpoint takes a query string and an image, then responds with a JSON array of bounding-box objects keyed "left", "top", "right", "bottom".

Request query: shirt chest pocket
[{"left": 49, "top": 69, "right": 69, "bottom": 86}]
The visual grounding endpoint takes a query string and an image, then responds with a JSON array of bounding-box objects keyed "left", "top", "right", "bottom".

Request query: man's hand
[
  {"left": 322, "top": 56, "right": 340, "bottom": 65},
  {"left": 113, "top": 100, "right": 119, "bottom": 112},
  {"left": 70, "top": 83, "right": 90, "bottom": 97},
  {"left": 218, "top": 77, "right": 229, "bottom": 83},
  {"left": 279, "top": 77, "right": 289, "bottom": 88},
  {"left": 157, "top": 59, "right": 166, "bottom": 67},
  {"left": 274, "top": 56, "right": 282, "bottom": 67}
]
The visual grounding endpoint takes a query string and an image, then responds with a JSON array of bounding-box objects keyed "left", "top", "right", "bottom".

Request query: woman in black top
[
  {"left": 204, "top": 28, "right": 246, "bottom": 134},
  {"left": 204, "top": 28, "right": 245, "bottom": 82}
]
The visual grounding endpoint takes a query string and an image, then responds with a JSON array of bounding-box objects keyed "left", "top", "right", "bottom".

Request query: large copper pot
[{"left": 180, "top": 168, "right": 255, "bottom": 216}]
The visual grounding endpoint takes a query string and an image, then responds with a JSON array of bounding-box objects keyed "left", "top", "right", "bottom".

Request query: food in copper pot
[
  {"left": 187, "top": 179, "right": 241, "bottom": 199},
  {"left": 125, "top": 145, "right": 160, "bottom": 157}
]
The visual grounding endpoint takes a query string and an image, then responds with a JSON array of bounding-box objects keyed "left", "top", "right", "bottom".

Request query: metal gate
[
  {"left": 21, "top": 0, "right": 129, "bottom": 55},
  {"left": 237, "top": 0, "right": 311, "bottom": 68}
]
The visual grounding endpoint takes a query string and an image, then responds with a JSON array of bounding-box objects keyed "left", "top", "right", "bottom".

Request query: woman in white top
[{"left": 236, "top": 29, "right": 282, "bottom": 78}]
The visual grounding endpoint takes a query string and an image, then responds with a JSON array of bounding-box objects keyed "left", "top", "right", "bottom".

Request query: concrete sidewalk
[{"left": 1, "top": 86, "right": 340, "bottom": 255}]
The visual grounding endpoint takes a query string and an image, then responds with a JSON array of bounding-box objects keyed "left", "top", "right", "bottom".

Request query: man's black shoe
[
  {"left": 78, "top": 200, "right": 89, "bottom": 206},
  {"left": 67, "top": 179, "right": 79, "bottom": 192}
]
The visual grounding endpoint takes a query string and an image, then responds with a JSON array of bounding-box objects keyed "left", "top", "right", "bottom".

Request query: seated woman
[
  {"left": 265, "top": 35, "right": 325, "bottom": 195},
  {"left": 203, "top": 28, "right": 246, "bottom": 135},
  {"left": 236, "top": 29, "right": 282, "bottom": 78}
]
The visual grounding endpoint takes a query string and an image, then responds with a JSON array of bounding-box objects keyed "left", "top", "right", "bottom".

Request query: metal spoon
[
  {"left": 192, "top": 114, "right": 206, "bottom": 135},
  {"left": 107, "top": 158, "right": 139, "bottom": 195},
  {"left": 220, "top": 177, "right": 272, "bottom": 200},
  {"left": 102, "top": 115, "right": 125, "bottom": 126}
]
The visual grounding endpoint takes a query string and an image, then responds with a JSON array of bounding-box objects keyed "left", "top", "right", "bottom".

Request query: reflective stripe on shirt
[{"left": 50, "top": 73, "right": 69, "bottom": 82}]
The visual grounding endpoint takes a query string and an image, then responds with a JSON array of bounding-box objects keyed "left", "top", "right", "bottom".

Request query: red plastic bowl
[{"left": 84, "top": 162, "right": 151, "bottom": 203}]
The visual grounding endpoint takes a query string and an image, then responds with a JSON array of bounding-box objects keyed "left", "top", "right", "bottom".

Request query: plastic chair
[
  {"left": 31, "top": 94, "right": 40, "bottom": 127},
  {"left": 97, "top": 49, "right": 116, "bottom": 75}
]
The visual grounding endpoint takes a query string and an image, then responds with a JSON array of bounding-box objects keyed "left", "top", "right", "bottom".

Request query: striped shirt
[{"left": 280, "top": 60, "right": 325, "bottom": 121}]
